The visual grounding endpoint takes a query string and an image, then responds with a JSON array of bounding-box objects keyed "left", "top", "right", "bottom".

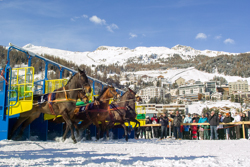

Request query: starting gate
[{"left": 0, "top": 43, "right": 132, "bottom": 141}]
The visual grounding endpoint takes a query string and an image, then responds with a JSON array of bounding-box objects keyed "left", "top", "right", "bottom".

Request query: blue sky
[{"left": 0, "top": 0, "right": 249, "bottom": 53}]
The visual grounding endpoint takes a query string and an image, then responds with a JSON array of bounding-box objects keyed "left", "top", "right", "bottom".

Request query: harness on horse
[{"left": 48, "top": 87, "right": 78, "bottom": 116}]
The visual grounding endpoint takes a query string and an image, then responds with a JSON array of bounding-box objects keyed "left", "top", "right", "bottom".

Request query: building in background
[
  {"left": 137, "top": 86, "right": 166, "bottom": 103},
  {"left": 205, "top": 81, "right": 219, "bottom": 94},
  {"left": 178, "top": 83, "right": 205, "bottom": 101},
  {"left": 229, "top": 80, "right": 248, "bottom": 94}
]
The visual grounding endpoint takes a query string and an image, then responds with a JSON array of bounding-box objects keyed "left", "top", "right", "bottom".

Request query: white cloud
[
  {"left": 215, "top": 35, "right": 222, "bottom": 40},
  {"left": 195, "top": 33, "right": 207, "bottom": 39},
  {"left": 89, "top": 15, "right": 106, "bottom": 25},
  {"left": 88, "top": 15, "right": 118, "bottom": 32},
  {"left": 71, "top": 14, "right": 88, "bottom": 21},
  {"left": 224, "top": 38, "right": 235, "bottom": 44},
  {"left": 106, "top": 24, "right": 118, "bottom": 32},
  {"left": 129, "top": 33, "right": 137, "bottom": 39},
  {"left": 82, "top": 14, "right": 88, "bottom": 18}
]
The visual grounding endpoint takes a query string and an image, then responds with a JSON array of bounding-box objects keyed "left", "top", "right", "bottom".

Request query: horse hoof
[
  {"left": 126, "top": 136, "right": 128, "bottom": 142},
  {"left": 73, "top": 139, "right": 77, "bottom": 144},
  {"left": 107, "top": 137, "right": 109, "bottom": 140}
]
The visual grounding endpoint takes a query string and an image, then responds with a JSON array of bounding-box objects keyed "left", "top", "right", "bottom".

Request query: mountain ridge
[{"left": 22, "top": 44, "right": 239, "bottom": 66}]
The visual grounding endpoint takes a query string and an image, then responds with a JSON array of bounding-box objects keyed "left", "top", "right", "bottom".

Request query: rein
[{"left": 51, "top": 87, "right": 77, "bottom": 103}]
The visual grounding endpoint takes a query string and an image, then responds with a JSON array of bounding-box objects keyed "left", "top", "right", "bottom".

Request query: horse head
[
  {"left": 93, "top": 96, "right": 101, "bottom": 106},
  {"left": 78, "top": 90, "right": 89, "bottom": 103},
  {"left": 135, "top": 95, "right": 142, "bottom": 102},
  {"left": 78, "top": 68, "right": 92, "bottom": 94},
  {"left": 107, "top": 85, "right": 120, "bottom": 100}
]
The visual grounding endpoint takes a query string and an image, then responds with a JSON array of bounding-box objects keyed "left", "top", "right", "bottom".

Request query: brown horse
[
  {"left": 9, "top": 69, "right": 91, "bottom": 143},
  {"left": 105, "top": 88, "right": 142, "bottom": 141},
  {"left": 61, "top": 85, "right": 120, "bottom": 141}
]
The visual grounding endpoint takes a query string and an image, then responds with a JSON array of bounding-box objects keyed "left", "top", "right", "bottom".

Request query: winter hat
[
  {"left": 146, "top": 116, "right": 149, "bottom": 119},
  {"left": 226, "top": 113, "right": 230, "bottom": 116}
]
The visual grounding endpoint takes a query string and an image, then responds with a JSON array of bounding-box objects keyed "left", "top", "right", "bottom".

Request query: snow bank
[{"left": 0, "top": 139, "right": 249, "bottom": 166}]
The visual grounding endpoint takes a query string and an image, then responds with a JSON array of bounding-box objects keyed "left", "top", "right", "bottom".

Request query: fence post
[{"left": 242, "top": 122, "right": 245, "bottom": 139}]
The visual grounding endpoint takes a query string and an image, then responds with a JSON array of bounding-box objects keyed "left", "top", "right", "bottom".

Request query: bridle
[
  {"left": 109, "top": 87, "right": 119, "bottom": 100},
  {"left": 77, "top": 73, "right": 91, "bottom": 95}
]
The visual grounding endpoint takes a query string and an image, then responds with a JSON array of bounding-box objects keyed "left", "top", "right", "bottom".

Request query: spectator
[
  {"left": 198, "top": 113, "right": 208, "bottom": 140},
  {"left": 191, "top": 119, "right": 198, "bottom": 140},
  {"left": 192, "top": 113, "right": 200, "bottom": 123},
  {"left": 183, "top": 113, "right": 192, "bottom": 139},
  {"left": 233, "top": 112, "right": 241, "bottom": 139},
  {"left": 192, "top": 113, "right": 200, "bottom": 139},
  {"left": 151, "top": 113, "right": 159, "bottom": 138},
  {"left": 159, "top": 113, "right": 169, "bottom": 139},
  {"left": 170, "top": 111, "right": 182, "bottom": 140},
  {"left": 229, "top": 112, "right": 235, "bottom": 139},
  {"left": 204, "top": 113, "right": 210, "bottom": 140},
  {"left": 145, "top": 116, "right": 152, "bottom": 139},
  {"left": 209, "top": 111, "right": 219, "bottom": 140},
  {"left": 223, "top": 113, "right": 232, "bottom": 140},
  {"left": 218, "top": 113, "right": 224, "bottom": 140},
  {"left": 240, "top": 113, "right": 249, "bottom": 139},
  {"left": 180, "top": 115, "right": 185, "bottom": 139}
]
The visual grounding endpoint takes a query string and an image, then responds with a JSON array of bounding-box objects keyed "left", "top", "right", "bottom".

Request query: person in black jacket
[
  {"left": 170, "top": 111, "right": 182, "bottom": 139},
  {"left": 159, "top": 113, "right": 169, "bottom": 139},
  {"left": 229, "top": 112, "right": 235, "bottom": 139},
  {"left": 145, "top": 116, "right": 152, "bottom": 139},
  {"left": 223, "top": 113, "right": 231, "bottom": 140},
  {"left": 241, "top": 113, "right": 249, "bottom": 139},
  {"left": 209, "top": 111, "right": 219, "bottom": 140}
]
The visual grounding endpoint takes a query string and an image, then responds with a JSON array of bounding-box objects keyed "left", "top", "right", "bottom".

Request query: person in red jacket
[
  {"left": 151, "top": 113, "right": 159, "bottom": 138},
  {"left": 191, "top": 119, "right": 198, "bottom": 140}
]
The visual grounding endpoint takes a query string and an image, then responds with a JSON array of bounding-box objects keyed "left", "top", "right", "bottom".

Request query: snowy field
[{"left": 0, "top": 138, "right": 249, "bottom": 167}]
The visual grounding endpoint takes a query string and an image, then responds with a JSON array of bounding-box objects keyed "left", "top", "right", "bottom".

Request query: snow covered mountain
[{"left": 23, "top": 44, "right": 238, "bottom": 66}]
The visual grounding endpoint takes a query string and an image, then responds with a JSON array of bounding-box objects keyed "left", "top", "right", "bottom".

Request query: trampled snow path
[{"left": 0, "top": 139, "right": 249, "bottom": 167}]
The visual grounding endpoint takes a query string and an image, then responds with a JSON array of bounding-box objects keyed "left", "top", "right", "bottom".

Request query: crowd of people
[{"left": 137, "top": 111, "right": 249, "bottom": 140}]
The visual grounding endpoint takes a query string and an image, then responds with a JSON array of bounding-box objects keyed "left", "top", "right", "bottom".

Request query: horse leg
[
  {"left": 121, "top": 123, "right": 128, "bottom": 141},
  {"left": 93, "top": 119, "right": 101, "bottom": 140},
  {"left": 16, "top": 112, "right": 41, "bottom": 140},
  {"left": 62, "top": 124, "right": 69, "bottom": 142},
  {"left": 100, "top": 120, "right": 107, "bottom": 139},
  {"left": 62, "top": 112, "right": 77, "bottom": 144},
  {"left": 8, "top": 116, "right": 30, "bottom": 140}
]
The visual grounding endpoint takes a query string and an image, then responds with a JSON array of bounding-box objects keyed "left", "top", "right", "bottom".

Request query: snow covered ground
[
  {"left": 187, "top": 100, "right": 242, "bottom": 115},
  {"left": 130, "top": 67, "right": 250, "bottom": 84},
  {"left": 0, "top": 138, "right": 249, "bottom": 166}
]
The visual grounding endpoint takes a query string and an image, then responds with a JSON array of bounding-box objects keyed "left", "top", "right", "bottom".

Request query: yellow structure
[
  {"left": 45, "top": 79, "right": 68, "bottom": 94},
  {"left": 44, "top": 78, "right": 68, "bottom": 120},
  {"left": 8, "top": 67, "right": 34, "bottom": 116}
]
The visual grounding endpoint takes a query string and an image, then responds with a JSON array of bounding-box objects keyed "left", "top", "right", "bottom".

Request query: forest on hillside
[{"left": 1, "top": 46, "right": 250, "bottom": 87}]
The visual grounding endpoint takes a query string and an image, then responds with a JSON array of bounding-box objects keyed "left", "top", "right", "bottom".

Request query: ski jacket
[
  {"left": 145, "top": 119, "right": 152, "bottom": 131},
  {"left": 209, "top": 114, "right": 219, "bottom": 126},
  {"left": 198, "top": 117, "right": 208, "bottom": 127},
  {"left": 151, "top": 117, "right": 158, "bottom": 124},
  {"left": 171, "top": 114, "right": 182, "bottom": 127},
  {"left": 159, "top": 116, "right": 169, "bottom": 126},
  {"left": 183, "top": 116, "right": 192, "bottom": 123},
  {"left": 183, "top": 116, "right": 192, "bottom": 131}
]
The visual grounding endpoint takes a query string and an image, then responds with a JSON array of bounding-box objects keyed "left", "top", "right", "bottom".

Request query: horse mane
[
  {"left": 66, "top": 74, "right": 75, "bottom": 85},
  {"left": 97, "top": 87, "right": 108, "bottom": 99},
  {"left": 65, "top": 71, "right": 88, "bottom": 86}
]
